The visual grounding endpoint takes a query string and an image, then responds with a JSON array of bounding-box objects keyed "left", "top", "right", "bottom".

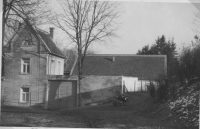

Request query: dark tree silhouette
[{"left": 137, "top": 35, "right": 179, "bottom": 82}]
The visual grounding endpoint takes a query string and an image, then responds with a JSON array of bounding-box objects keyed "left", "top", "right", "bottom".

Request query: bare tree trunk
[{"left": 77, "top": 49, "right": 82, "bottom": 107}]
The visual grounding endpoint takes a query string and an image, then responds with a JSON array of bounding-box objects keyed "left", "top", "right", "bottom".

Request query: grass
[
  {"left": 0, "top": 92, "right": 185, "bottom": 128},
  {"left": 0, "top": 114, "right": 27, "bottom": 126},
  {"left": 58, "top": 93, "right": 182, "bottom": 128}
]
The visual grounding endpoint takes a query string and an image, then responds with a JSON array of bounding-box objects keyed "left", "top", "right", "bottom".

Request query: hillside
[{"left": 168, "top": 82, "right": 199, "bottom": 128}]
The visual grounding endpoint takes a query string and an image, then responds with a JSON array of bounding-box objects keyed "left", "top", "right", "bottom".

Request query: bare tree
[
  {"left": 63, "top": 47, "right": 97, "bottom": 75},
  {"left": 63, "top": 48, "right": 77, "bottom": 74},
  {"left": 49, "top": 0, "right": 120, "bottom": 106},
  {"left": 2, "top": 0, "right": 49, "bottom": 77},
  {"left": 3, "top": 0, "right": 48, "bottom": 45}
]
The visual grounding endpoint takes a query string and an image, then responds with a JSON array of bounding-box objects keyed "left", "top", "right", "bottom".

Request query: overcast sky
[{"left": 43, "top": 0, "right": 200, "bottom": 54}]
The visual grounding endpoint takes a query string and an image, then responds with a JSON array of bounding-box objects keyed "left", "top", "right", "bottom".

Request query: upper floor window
[
  {"left": 21, "top": 40, "right": 32, "bottom": 46},
  {"left": 58, "top": 61, "right": 60, "bottom": 75},
  {"left": 51, "top": 60, "right": 55, "bottom": 75},
  {"left": 21, "top": 58, "right": 30, "bottom": 74}
]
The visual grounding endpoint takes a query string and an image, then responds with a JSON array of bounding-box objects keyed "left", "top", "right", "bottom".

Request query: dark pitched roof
[
  {"left": 3, "top": 23, "right": 66, "bottom": 59},
  {"left": 36, "top": 29, "right": 66, "bottom": 59},
  {"left": 72, "top": 54, "right": 167, "bottom": 80}
]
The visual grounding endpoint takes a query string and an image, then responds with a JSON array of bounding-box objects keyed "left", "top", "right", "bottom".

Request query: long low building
[{"left": 71, "top": 54, "right": 167, "bottom": 91}]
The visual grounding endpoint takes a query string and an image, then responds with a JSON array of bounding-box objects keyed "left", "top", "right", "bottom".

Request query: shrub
[
  {"left": 154, "top": 74, "right": 169, "bottom": 102},
  {"left": 148, "top": 75, "right": 169, "bottom": 102},
  {"left": 156, "top": 83, "right": 167, "bottom": 102},
  {"left": 169, "top": 82, "right": 199, "bottom": 128},
  {"left": 147, "top": 83, "right": 156, "bottom": 98}
]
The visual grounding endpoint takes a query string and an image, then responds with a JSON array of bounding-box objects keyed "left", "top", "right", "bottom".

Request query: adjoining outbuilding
[
  {"left": 47, "top": 54, "right": 167, "bottom": 108},
  {"left": 71, "top": 54, "right": 167, "bottom": 92}
]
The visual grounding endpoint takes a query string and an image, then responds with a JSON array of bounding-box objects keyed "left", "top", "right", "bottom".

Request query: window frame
[
  {"left": 21, "top": 40, "right": 33, "bottom": 46},
  {"left": 51, "top": 59, "right": 55, "bottom": 75},
  {"left": 20, "top": 87, "right": 30, "bottom": 102},
  {"left": 58, "top": 61, "right": 60, "bottom": 75},
  {"left": 21, "top": 58, "right": 30, "bottom": 74}
]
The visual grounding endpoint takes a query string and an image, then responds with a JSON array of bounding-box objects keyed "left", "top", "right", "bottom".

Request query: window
[
  {"left": 51, "top": 60, "right": 55, "bottom": 75},
  {"left": 20, "top": 87, "right": 29, "bottom": 102},
  {"left": 21, "top": 58, "right": 30, "bottom": 74},
  {"left": 58, "top": 61, "right": 60, "bottom": 75},
  {"left": 22, "top": 40, "right": 32, "bottom": 46}
]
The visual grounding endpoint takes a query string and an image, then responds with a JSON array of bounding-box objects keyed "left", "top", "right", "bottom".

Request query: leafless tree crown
[
  {"left": 3, "top": 0, "right": 48, "bottom": 45},
  {"left": 49, "top": 0, "right": 121, "bottom": 56}
]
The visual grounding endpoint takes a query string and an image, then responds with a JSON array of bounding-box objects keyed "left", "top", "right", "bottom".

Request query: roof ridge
[
  {"left": 42, "top": 30, "right": 67, "bottom": 59},
  {"left": 46, "top": 32, "right": 65, "bottom": 55},
  {"left": 33, "top": 26, "right": 52, "bottom": 53},
  {"left": 35, "top": 27, "right": 66, "bottom": 59},
  {"left": 86, "top": 54, "right": 167, "bottom": 57},
  {"left": 72, "top": 53, "right": 167, "bottom": 80}
]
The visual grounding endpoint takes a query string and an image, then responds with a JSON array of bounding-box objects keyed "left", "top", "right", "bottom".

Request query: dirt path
[{"left": 1, "top": 93, "right": 184, "bottom": 128}]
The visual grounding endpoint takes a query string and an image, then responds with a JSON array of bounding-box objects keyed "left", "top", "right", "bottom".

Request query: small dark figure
[{"left": 113, "top": 94, "right": 129, "bottom": 106}]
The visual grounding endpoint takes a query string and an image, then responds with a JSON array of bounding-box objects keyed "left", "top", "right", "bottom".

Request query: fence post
[{"left": 121, "top": 76, "right": 123, "bottom": 94}]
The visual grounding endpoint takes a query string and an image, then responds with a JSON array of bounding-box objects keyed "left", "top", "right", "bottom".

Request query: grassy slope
[
  {"left": 1, "top": 93, "right": 182, "bottom": 129},
  {"left": 58, "top": 92, "right": 183, "bottom": 128},
  {"left": 1, "top": 92, "right": 184, "bottom": 128},
  {"left": 168, "top": 82, "right": 199, "bottom": 129}
]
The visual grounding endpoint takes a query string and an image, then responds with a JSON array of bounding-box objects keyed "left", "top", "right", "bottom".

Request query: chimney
[
  {"left": 112, "top": 56, "right": 115, "bottom": 62},
  {"left": 49, "top": 27, "right": 54, "bottom": 39}
]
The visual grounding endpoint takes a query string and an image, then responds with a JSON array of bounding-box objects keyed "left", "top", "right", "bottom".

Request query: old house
[
  {"left": 2, "top": 24, "right": 66, "bottom": 107},
  {"left": 2, "top": 24, "right": 167, "bottom": 109}
]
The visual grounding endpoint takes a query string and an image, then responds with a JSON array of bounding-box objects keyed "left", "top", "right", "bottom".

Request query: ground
[{"left": 0, "top": 93, "right": 189, "bottom": 128}]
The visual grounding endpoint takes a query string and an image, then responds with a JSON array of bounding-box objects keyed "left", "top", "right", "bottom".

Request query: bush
[
  {"left": 169, "top": 82, "right": 199, "bottom": 128},
  {"left": 147, "top": 83, "right": 156, "bottom": 98},
  {"left": 156, "top": 83, "right": 168, "bottom": 102},
  {"left": 147, "top": 77, "right": 169, "bottom": 102},
  {"left": 153, "top": 74, "right": 169, "bottom": 102}
]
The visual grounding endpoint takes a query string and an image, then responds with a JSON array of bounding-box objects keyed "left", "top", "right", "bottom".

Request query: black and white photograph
[{"left": 0, "top": 0, "right": 199, "bottom": 128}]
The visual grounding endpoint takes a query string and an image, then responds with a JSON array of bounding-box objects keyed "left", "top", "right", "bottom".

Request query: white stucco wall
[{"left": 46, "top": 54, "right": 64, "bottom": 75}]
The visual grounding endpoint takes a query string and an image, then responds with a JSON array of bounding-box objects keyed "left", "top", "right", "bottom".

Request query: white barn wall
[
  {"left": 138, "top": 80, "right": 159, "bottom": 91},
  {"left": 122, "top": 76, "right": 138, "bottom": 92},
  {"left": 122, "top": 76, "right": 159, "bottom": 92}
]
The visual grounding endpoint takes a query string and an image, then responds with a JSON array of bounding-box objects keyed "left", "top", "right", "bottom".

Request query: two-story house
[{"left": 2, "top": 24, "right": 66, "bottom": 107}]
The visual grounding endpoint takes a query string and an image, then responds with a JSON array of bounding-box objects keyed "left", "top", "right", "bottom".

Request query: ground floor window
[{"left": 20, "top": 87, "right": 29, "bottom": 102}]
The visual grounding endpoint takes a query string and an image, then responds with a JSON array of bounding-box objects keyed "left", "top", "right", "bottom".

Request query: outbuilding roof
[{"left": 72, "top": 54, "right": 167, "bottom": 80}]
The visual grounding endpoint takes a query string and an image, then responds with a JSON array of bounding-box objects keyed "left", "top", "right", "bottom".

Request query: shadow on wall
[
  {"left": 81, "top": 85, "right": 121, "bottom": 105},
  {"left": 48, "top": 80, "right": 77, "bottom": 110},
  {"left": 47, "top": 80, "right": 121, "bottom": 110}
]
